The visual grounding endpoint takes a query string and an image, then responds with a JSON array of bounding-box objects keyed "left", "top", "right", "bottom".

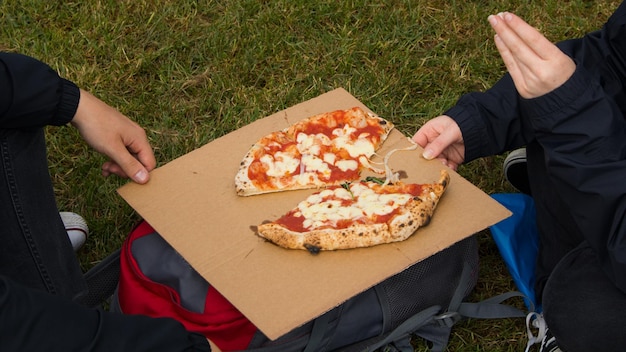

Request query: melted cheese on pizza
[
  {"left": 275, "top": 182, "right": 424, "bottom": 232},
  {"left": 248, "top": 108, "right": 388, "bottom": 190}
]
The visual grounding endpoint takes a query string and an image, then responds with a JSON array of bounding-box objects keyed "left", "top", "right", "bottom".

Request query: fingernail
[
  {"left": 504, "top": 12, "right": 513, "bottom": 22},
  {"left": 488, "top": 15, "right": 498, "bottom": 26},
  {"left": 423, "top": 149, "right": 434, "bottom": 160},
  {"left": 134, "top": 169, "right": 149, "bottom": 183}
]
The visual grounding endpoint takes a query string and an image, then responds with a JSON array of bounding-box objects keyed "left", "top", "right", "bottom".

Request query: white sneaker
[
  {"left": 525, "top": 312, "right": 563, "bottom": 352},
  {"left": 60, "top": 212, "right": 89, "bottom": 251}
]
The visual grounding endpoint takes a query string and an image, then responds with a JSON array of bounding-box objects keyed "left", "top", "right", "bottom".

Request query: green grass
[{"left": 0, "top": 0, "right": 619, "bottom": 350}]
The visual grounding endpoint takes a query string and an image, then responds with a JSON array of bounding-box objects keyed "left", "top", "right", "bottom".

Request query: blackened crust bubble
[
  {"left": 421, "top": 214, "right": 431, "bottom": 227},
  {"left": 304, "top": 243, "right": 321, "bottom": 255},
  {"left": 250, "top": 225, "right": 258, "bottom": 233}
]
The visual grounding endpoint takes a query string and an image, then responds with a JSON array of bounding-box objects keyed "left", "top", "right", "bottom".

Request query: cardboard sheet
[{"left": 118, "top": 88, "right": 511, "bottom": 340}]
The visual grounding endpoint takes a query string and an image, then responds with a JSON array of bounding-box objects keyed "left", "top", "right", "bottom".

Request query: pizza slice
[
  {"left": 235, "top": 107, "right": 394, "bottom": 196},
  {"left": 255, "top": 170, "right": 450, "bottom": 252}
]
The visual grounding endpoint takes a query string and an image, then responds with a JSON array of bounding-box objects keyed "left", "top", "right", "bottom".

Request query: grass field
[{"left": 1, "top": 0, "right": 620, "bottom": 350}]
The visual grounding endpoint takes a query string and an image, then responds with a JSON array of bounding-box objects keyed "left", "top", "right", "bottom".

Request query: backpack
[
  {"left": 112, "top": 221, "right": 525, "bottom": 352},
  {"left": 489, "top": 193, "right": 540, "bottom": 312}
]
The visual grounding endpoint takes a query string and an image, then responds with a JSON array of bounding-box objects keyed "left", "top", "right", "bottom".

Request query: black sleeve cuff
[
  {"left": 518, "top": 65, "right": 591, "bottom": 121},
  {"left": 445, "top": 103, "right": 489, "bottom": 163},
  {"left": 52, "top": 78, "right": 80, "bottom": 126}
]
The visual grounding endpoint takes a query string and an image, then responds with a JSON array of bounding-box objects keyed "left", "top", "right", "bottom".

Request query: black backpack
[
  {"left": 85, "top": 224, "right": 526, "bottom": 352},
  {"left": 243, "top": 234, "right": 481, "bottom": 352}
]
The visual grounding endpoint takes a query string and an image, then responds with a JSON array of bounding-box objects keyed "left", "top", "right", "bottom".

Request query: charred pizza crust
[{"left": 257, "top": 170, "right": 450, "bottom": 252}]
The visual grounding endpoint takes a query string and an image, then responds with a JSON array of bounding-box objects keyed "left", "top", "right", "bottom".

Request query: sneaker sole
[{"left": 503, "top": 148, "right": 531, "bottom": 195}]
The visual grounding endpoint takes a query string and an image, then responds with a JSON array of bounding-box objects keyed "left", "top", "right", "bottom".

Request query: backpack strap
[
  {"left": 360, "top": 305, "right": 443, "bottom": 352},
  {"left": 303, "top": 309, "right": 338, "bottom": 352},
  {"left": 364, "top": 261, "right": 531, "bottom": 352},
  {"left": 362, "top": 259, "right": 478, "bottom": 352},
  {"left": 457, "top": 291, "right": 529, "bottom": 320},
  {"left": 246, "top": 304, "right": 343, "bottom": 352},
  {"left": 426, "top": 266, "right": 529, "bottom": 352},
  {"left": 423, "top": 260, "right": 476, "bottom": 352}
]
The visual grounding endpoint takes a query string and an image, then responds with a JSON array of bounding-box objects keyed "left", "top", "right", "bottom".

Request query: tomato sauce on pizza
[
  {"left": 273, "top": 181, "right": 425, "bottom": 232},
  {"left": 235, "top": 107, "right": 394, "bottom": 196},
  {"left": 256, "top": 170, "right": 450, "bottom": 252}
]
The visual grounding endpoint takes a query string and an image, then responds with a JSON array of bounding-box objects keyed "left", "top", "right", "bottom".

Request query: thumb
[
  {"left": 126, "top": 163, "right": 150, "bottom": 184},
  {"left": 104, "top": 147, "right": 151, "bottom": 184},
  {"left": 103, "top": 160, "right": 150, "bottom": 184},
  {"left": 422, "top": 127, "right": 460, "bottom": 160}
]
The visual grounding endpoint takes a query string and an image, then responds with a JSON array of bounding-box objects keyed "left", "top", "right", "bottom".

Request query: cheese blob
[
  {"left": 260, "top": 152, "right": 299, "bottom": 177},
  {"left": 297, "top": 183, "right": 412, "bottom": 230}
]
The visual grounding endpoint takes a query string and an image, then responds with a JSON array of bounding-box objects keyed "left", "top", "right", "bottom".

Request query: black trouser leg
[
  {"left": 0, "top": 127, "right": 85, "bottom": 299},
  {"left": 543, "top": 243, "right": 626, "bottom": 352}
]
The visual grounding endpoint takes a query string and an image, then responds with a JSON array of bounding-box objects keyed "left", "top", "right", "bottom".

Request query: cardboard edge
[{"left": 116, "top": 87, "right": 515, "bottom": 341}]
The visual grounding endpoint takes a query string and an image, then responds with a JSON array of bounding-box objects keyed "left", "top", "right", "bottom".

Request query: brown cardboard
[{"left": 118, "top": 88, "right": 511, "bottom": 340}]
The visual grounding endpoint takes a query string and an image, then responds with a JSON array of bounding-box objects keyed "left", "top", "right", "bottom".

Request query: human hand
[
  {"left": 70, "top": 89, "right": 156, "bottom": 184},
  {"left": 411, "top": 115, "right": 464, "bottom": 170},
  {"left": 488, "top": 12, "right": 576, "bottom": 99}
]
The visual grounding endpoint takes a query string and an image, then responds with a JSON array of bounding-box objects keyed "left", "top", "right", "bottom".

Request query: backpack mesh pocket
[{"left": 380, "top": 236, "right": 479, "bottom": 331}]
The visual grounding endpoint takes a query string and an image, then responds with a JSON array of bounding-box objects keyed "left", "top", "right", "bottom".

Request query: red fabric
[{"left": 118, "top": 221, "right": 257, "bottom": 351}]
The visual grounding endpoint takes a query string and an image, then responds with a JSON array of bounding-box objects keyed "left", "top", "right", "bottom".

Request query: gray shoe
[
  {"left": 60, "top": 212, "right": 89, "bottom": 251},
  {"left": 503, "top": 148, "right": 531, "bottom": 195}
]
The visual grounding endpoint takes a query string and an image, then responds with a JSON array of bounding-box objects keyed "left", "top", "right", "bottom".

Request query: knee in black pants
[{"left": 542, "top": 243, "right": 626, "bottom": 352}]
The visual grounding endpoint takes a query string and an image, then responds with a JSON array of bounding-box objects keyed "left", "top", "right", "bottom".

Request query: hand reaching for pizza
[
  {"left": 412, "top": 12, "right": 577, "bottom": 169},
  {"left": 411, "top": 115, "right": 464, "bottom": 170},
  {"left": 488, "top": 12, "right": 576, "bottom": 99}
]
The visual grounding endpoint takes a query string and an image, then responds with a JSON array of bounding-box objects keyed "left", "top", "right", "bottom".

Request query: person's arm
[
  {"left": 0, "top": 52, "right": 156, "bottom": 183},
  {"left": 0, "top": 52, "right": 79, "bottom": 128},
  {"left": 532, "top": 66, "right": 626, "bottom": 292},
  {"left": 71, "top": 89, "right": 156, "bottom": 184},
  {"left": 423, "top": 2, "right": 625, "bottom": 164},
  {"left": 0, "top": 275, "right": 211, "bottom": 352},
  {"left": 490, "top": 10, "right": 626, "bottom": 292},
  {"left": 443, "top": 75, "right": 526, "bottom": 163}
]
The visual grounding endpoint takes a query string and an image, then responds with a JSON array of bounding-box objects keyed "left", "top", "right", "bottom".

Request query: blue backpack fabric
[{"left": 489, "top": 193, "right": 541, "bottom": 312}]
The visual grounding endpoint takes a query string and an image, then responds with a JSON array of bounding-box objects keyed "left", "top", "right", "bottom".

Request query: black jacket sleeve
[
  {"left": 446, "top": 1, "right": 626, "bottom": 163},
  {"left": 520, "top": 6, "right": 626, "bottom": 293},
  {"left": 0, "top": 275, "right": 211, "bottom": 352},
  {"left": 445, "top": 1, "right": 626, "bottom": 292},
  {"left": 0, "top": 52, "right": 80, "bottom": 129},
  {"left": 443, "top": 75, "right": 525, "bottom": 162}
]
